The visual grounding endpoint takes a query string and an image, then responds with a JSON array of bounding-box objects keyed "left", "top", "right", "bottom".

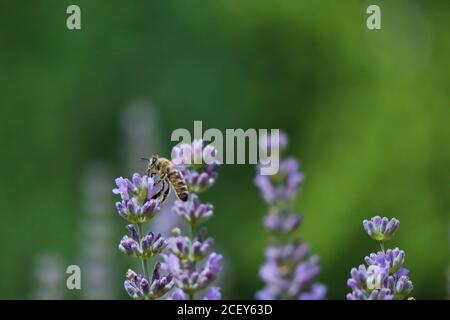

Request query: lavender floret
[
  {"left": 171, "top": 139, "right": 220, "bottom": 193},
  {"left": 255, "top": 157, "right": 304, "bottom": 204},
  {"left": 363, "top": 216, "right": 400, "bottom": 241},
  {"left": 124, "top": 264, "right": 173, "bottom": 300},
  {"left": 113, "top": 173, "right": 161, "bottom": 224},
  {"left": 173, "top": 194, "right": 214, "bottom": 226}
]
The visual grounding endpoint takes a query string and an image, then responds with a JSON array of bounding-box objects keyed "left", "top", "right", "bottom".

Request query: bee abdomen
[{"left": 168, "top": 170, "right": 189, "bottom": 201}]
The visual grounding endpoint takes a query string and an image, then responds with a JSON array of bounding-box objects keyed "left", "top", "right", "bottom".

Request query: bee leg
[
  {"left": 151, "top": 180, "right": 166, "bottom": 200},
  {"left": 155, "top": 173, "right": 166, "bottom": 185},
  {"left": 161, "top": 181, "right": 171, "bottom": 203}
]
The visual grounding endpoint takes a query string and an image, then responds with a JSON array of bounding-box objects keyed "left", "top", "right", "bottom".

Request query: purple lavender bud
[
  {"left": 161, "top": 254, "right": 181, "bottom": 277},
  {"left": 291, "top": 256, "right": 321, "bottom": 291},
  {"left": 363, "top": 216, "right": 400, "bottom": 241},
  {"left": 394, "top": 276, "right": 413, "bottom": 299},
  {"left": 346, "top": 289, "right": 366, "bottom": 300},
  {"left": 124, "top": 280, "right": 142, "bottom": 299},
  {"left": 118, "top": 235, "right": 141, "bottom": 257},
  {"left": 167, "top": 235, "right": 190, "bottom": 259},
  {"left": 365, "top": 248, "right": 406, "bottom": 274},
  {"left": 148, "top": 263, "right": 174, "bottom": 299},
  {"left": 388, "top": 248, "right": 405, "bottom": 273},
  {"left": 259, "top": 261, "right": 288, "bottom": 291},
  {"left": 255, "top": 157, "right": 304, "bottom": 204},
  {"left": 120, "top": 226, "right": 167, "bottom": 260},
  {"left": 192, "top": 238, "right": 214, "bottom": 261},
  {"left": 126, "top": 224, "right": 139, "bottom": 241},
  {"left": 203, "top": 287, "right": 221, "bottom": 300},
  {"left": 180, "top": 274, "right": 190, "bottom": 286},
  {"left": 173, "top": 194, "right": 214, "bottom": 226},
  {"left": 255, "top": 287, "right": 275, "bottom": 300},
  {"left": 265, "top": 240, "right": 309, "bottom": 263},
  {"left": 141, "top": 232, "right": 168, "bottom": 258},
  {"left": 205, "top": 252, "right": 223, "bottom": 274},
  {"left": 140, "top": 232, "right": 155, "bottom": 251},
  {"left": 170, "top": 288, "right": 188, "bottom": 300},
  {"left": 113, "top": 177, "right": 132, "bottom": 201},
  {"left": 298, "top": 284, "right": 327, "bottom": 300},
  {"left": 140, "top": 277, "right": 150, "bottom": 295},
  {"left": 124, "top": 269, "right": 146, "bottom": 300},
  {"left": 263, "top": 209, "right": 302, "bottom": 234},
  {"left": 258, "top": 250, "right": 324, "bottom": 300},
  {"left": 368, "top": 288, "right": 394, "bottom": 300},
  {"left": 190, "top": 272, "right": 199, "bottom": 287},
  {"left": 140, "top": 198, "right": 161, "bottom": 221},
  {"left": 152, "top": 234, "right": 167, "bottom": 251},
  {"left": 115, "top": 202, "right": 127, "bottom": 219},
  {"left": 259, "top": 131, "right": 289, "bottom": 155},
  {"left": 196, "top": 252, "right": 223, "bottom": 289},
  {"left": 152, "top": 262, "right": 161, "bottom": 281},
  {"left": 348, "top": 265, "right": 368, "bottom": 290}
]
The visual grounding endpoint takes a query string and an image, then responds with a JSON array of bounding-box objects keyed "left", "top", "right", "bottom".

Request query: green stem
[
  {"left": 137, "top": 223, "right": 150, "bottom": 280},
  {"left": 190, "top": 223, "right": 195, "bottom": 239},
  {"left": 380, "top": 241, "right": 385, "bottom": 253}
]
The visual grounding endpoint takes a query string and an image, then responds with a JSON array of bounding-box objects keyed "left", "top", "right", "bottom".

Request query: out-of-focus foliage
[{"left": 0, "top": 0, "right": 448, "bottom": 299}]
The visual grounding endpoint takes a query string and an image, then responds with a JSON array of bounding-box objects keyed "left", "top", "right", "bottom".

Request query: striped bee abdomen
[{"left": 168, "top": 169, "right": 189, "bottom": 201}]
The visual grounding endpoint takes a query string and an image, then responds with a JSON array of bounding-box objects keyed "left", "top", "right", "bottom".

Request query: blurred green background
[{"left": 0, "top": 0, "right": 448, "bottom": 299}]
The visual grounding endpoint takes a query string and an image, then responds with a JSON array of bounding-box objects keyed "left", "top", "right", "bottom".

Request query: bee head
[
  {"left": 149, "top": 155, "right": 159, "bottom": 168},
  {"left": 141, "top": 155, "right": 158, "bottom": 175}
]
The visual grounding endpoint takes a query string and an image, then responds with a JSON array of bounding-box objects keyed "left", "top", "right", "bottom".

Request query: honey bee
[{"left": 143, "top": 155, "right": 189, "bottom": 204}]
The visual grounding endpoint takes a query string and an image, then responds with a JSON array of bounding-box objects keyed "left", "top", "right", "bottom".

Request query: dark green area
[{"left": 0, "top": 0, "right": 448, "bottom": 299}]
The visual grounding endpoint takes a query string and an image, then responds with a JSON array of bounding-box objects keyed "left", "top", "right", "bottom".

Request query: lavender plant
[
  {"left": 255, "top": 132, "right": 326, "bottom": 300},
  {"left": 347, "top": 216, "right": 414, "bottom": 300},
  {"left": 113, "top": 174, "right": 174, "bottom": 299},
  {"left": 161, "top": 140, "right": 223, "bottom": 300}
]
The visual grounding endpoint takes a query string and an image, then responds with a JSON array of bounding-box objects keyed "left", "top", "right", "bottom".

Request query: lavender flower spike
[
  {"left": 164, "top": 140, "right": 223, "bottom": 299},
  {"left": 114, "top": 172, "right": 171, "bottom": 300},
  {"left": 347, "top": 217, "right": 413, "bottom": 300},
  {"left": 363, "top": 216, "right": 400, "bottom": 241},
  {"left": 255, "top": 131, "right": 326, "bottom": 300}
]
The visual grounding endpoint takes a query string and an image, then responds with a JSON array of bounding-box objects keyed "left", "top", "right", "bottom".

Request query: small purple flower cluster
[
  {"left": 255, "top": 131, "right": 326, "bottom": 300},
  {"left": 171, "top": 140, "right": 220, "bottom": 193},
  {"left": 162, "top": 140, "right": 223, "bottom": 300},
  {"left": 113, "top": 174, "right": 173, "bottom": 299},
  {"left": 347, "top": 216, "right": 413, "bottom": 300},
  {"left": 124, "top": 263, "right": 173, "bottom": 299}
]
